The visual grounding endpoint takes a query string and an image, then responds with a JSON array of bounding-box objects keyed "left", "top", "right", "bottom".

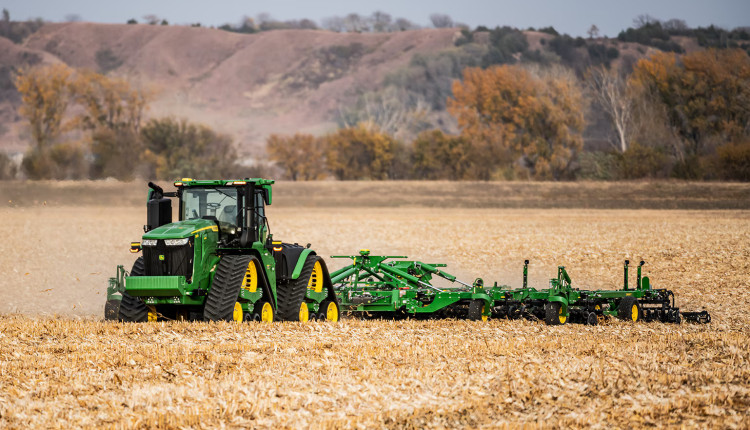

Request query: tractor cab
[{"left": 144, "top": 178, "right": 273, "bottom": 248}]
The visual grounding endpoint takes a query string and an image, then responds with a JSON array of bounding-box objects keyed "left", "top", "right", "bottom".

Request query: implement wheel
[
  {"left": 277, "top": 255, "right": 322, "bottom": 321},
  {"left": 467, "top": 300, "right": 488, "bottom": 322},
  {"left": 204, "top": 255, "right": 260, "bottom": 322},
  {"left": 544, "top": 302, "right": 567, "bottom": 325},
  {"left": 118, "top": 257, "right": 149, "bottom": 322},
  {"left": 617, "top": 297, "right": 642, "bottom": 322}
]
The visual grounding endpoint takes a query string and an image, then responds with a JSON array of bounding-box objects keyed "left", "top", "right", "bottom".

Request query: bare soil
[{"left": 0, "top": 180, "right": 748, "bottom": 428}]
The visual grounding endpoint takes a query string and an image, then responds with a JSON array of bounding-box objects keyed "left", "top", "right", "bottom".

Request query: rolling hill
[{"left": 0, "top": 22, "right": 458, "bottom": 156}]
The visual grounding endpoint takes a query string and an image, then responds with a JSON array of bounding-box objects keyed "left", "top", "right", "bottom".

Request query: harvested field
[{"left": 0, "top": 181, "right": 748, "bottom": 428}]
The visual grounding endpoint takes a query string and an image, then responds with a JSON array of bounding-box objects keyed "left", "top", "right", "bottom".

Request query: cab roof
[{"left": 173, "top": 178, "right": 275, "bottom": 187}]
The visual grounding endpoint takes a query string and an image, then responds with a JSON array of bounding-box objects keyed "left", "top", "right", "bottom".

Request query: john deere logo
[{"left": 159, "top": 255, "right": 165, "bottom": 261}]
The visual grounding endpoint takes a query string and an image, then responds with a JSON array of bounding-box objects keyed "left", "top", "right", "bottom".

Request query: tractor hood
[{"left": 143, "top": 218, "right": 217, "bottom": 240}]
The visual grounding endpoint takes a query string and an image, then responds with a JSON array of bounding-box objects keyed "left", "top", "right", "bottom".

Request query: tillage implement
[
  {"left": 331, "top": 250, "right": 711, "bottom": 325},
  {"left": 105, "top": 179, "right": 340, "bottom": 323}
]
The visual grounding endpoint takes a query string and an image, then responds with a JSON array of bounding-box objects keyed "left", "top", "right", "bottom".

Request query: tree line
[
  {"left": 268, "top": 48, "right": 750, "bottom": 181},
  {"left": 9, "top": 64, "right": 238, "bottom": 180}
]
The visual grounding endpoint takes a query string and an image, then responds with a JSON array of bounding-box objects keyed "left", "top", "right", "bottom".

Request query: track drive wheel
[
  {"left": 204, "top": 255, "right": 260, "bottom": 322},
  {"left": 276, "top": 255, "right": 322, "bottom": 321},
  {"left": 617, "top": 297, "right": 641, "bottom": 322},
  {"left": 467, "top": 300, "right": 488, "bottom": 321},
  {"left": 544, "top": 302, "right": 567, "bottom": 325},
  {"left": 118, "top": 257, "right": 149, "bottom": 322},
  {"left": 320, "top": 300, "right": 340, "bottom": 322}
]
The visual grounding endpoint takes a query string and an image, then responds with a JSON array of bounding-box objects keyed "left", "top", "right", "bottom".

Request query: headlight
[
  {"left": 142, "top": 239, "right": 157, "bottom": 246},
  {"left": 165, "top": 238, "right": 189, "bottom": 246}
]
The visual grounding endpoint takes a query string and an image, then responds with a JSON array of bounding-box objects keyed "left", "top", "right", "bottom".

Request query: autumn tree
[
  {"left": 68, "top": 69, "right": 151, "bottom": 179},
  {"left": 323, "top": 123, "right": 398, "bottom": 180},
  {"left": 71, "top": 69, "right": 150, "bottom": 133},
  {"left": 14, "top": 63, "right": 84, "bottom": 178},
  {"left": 266, "top": 133, "right": 326, "bottom": 180},
  {"left": 15, "top": 63, "right": 73, "bottom": 151},
  {"left": 631, "top": 49, "right": 750, "bottom": 176},
  {"left": 448, "top": 65, "right": 585, "bottom": 180},
  {"left": 141, "top": 117, "right": 238, "bottom": 180},
  {"left": 585, "top": 65, "right": 634, "bottom": 152},
  {"left": 411, "top": 129, "right": 472, "bottom": 179}
]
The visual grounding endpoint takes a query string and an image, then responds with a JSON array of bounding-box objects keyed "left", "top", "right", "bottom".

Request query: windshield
[{"left": 182, "top": 187, "right": 239, "bottom": 226}]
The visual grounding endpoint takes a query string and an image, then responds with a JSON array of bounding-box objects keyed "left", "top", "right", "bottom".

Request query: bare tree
[
  {"left": 142, "top": 14, "right": 160, "bottom": 25},
  {"left": 65, "top": 14, "right": 82, "bottom": 22},
  {"left": 371, "top": 11, "right": 392, "bottom": 32},
  {"left": 321, "top": 16, "right": 345, "bottom": 32},
  {"left": 430, "top": 13, "right": 453, "bottom": 28},
  {"left": 632, "top": 14, "right": 659, "bottom": 28},
  {"left": 663, "top": 18, "right": 689, "bottom": 31},
  {"left": 587, "top": 24, "right": 599, "bottom": 39},
  {"left": 392, "top": 18, "right": 419, "bottom": 31},
  {"left": 338, "top": 87, "right": 431, "bottom": 141},
  {"left": 344, "top": 13, "right": 367, "bottom": 32},
  {"left": 586, "top": 66, "right": 634, "bottom": 153}
]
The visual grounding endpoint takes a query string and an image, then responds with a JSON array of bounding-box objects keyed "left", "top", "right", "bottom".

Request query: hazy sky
[{"left": 4, "top": 0, "right": 749, "bottom": 37}]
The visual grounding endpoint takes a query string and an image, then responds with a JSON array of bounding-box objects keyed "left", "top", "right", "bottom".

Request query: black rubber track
[
  {"left": 467, "top": 300, "right": 484, "bottom": 321},
  {"left": 104, "top": 300, "right": 120, "bottom": 321},
  {"left": 544, "top": 301, "right": 565, "bottom": 325},
  {"left": 276, "top": 255, "right": 318, "bottom": 321},
  {"left": 203, "top": 255, "right": 254, "bottom": 322},
  {"left": 118, "top": 257, "right": 148, "bottom": 322}
]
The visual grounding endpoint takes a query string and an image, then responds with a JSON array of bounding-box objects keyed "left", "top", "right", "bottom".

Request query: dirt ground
[{"left": 0, "top": 181, "right": 748, "bottom": 428}]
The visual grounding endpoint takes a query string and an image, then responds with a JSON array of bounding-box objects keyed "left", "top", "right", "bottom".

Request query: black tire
[
  {"left": 586, "top": 312, "right": 598, "bottom": 326},
  {"left": 118, "top": 257, "right": 148, "bottom": 322},
  {"left": 276, "top": 255, "right": 320, "bottom": 321},
  {"left": 467, "top": 300, "right": 486, "bottom": 321},
  {"left": 617, "top": 297, "right": 641, "bottom": 322},
  {"left": 204, "top": 255, "right": 257, "bottom": 322},
  {"left": 319, "top": 300, "right": 340, "bottom": 322},
  {"left": 104, "top": 299, "right": 120, "bottom": 321},
  {"left": 544, "top": 302, "right": 567, "bottom": 325}
]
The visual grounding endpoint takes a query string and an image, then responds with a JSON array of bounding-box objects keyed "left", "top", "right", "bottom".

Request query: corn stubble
[{"left": 0, "top": 204, "right": 748, "bottom": 428}]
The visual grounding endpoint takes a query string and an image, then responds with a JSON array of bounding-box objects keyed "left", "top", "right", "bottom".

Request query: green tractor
[{"left": 105, "top": 178, "right": 340, "bottom": 323}]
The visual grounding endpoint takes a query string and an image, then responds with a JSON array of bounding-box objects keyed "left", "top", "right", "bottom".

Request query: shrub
[
  {"left": 717, "top": 141, "right": 750, "bottom": 181},
  {"left": 619, "top": 143, "right": 668, "bottom": 179}
]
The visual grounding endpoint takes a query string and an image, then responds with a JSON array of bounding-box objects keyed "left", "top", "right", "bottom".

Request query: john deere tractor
[{"left": 105, "top": 178, "right": 339, "bottom": 323}]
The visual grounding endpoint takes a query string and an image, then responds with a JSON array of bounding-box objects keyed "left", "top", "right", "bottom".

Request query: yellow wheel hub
[
  {"left": 233, "top": 302, "right": 243, "bottom": 322},
  {"left": 308, "top": 260, "right": 323, "bottom": 293},
  {"left": 558, "top": 306, "right": 567, "bottom": 324},
  {"left": 631, "top": 304, "right": 639, "bottom": 321},
  {"left": 147, "top": 305, "right": 158, "bottom": 322},
  {"left": 261, "top": 302, "right": 273, "bottom": 322},
  {"left": 299, "top": 302, "right": 309, "bottom": 322},
  {"left": 325, "top": 301, "right": 339, "bottom": 322},
  {"left": 242, "top": 261, "right": 258, "bottom": 293},
  {"left": 481, "top": 304, "right": 488, "bottom": 322}
]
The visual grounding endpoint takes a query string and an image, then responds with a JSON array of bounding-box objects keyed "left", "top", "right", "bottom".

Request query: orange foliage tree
[
  {"left": 448, "top": 65, "right": 584, "bottom": 180},
  {"left": 411, "top": 129, "right": 473, "bottom": 179},
  {"left": 15, "top": 63, "right": 72, "bottom": 151},
  {"left": 323, "top": 123, "right": 398, "bottom": 180},
  {"left": 267, "top": 133, "right": 327, "bottom": 180},
  {"left": 631, "top": 49, "right": 750, "bottom": 162}
]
